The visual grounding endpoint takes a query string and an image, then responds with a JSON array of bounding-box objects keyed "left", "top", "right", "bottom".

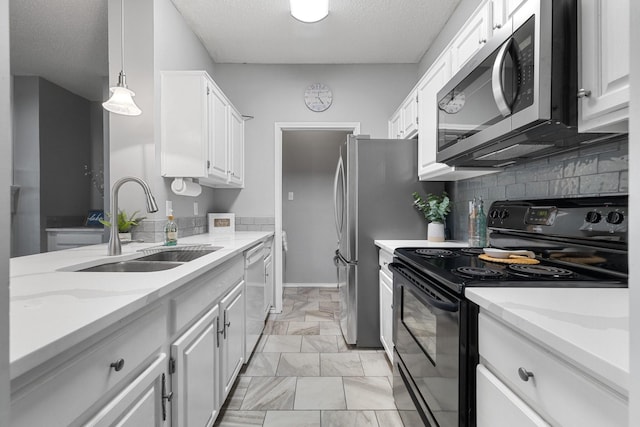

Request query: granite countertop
[
  {"left": 10, "top": 231, "right": 272, "bottom": 379},
  {"left": 374, "top": 239, "right": 469, "bottom": 253},
  {"left": 466, "top": 287, "right": 629, "bottom": 396}
]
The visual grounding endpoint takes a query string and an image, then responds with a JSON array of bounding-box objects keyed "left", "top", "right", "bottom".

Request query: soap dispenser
[{"left": 164, "top": 214, "right": 178, "bottom": 246}]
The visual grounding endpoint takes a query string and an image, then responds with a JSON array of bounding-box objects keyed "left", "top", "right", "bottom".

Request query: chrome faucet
[{"left": 108, "top": 176, "right": 159, "bottom": 255}]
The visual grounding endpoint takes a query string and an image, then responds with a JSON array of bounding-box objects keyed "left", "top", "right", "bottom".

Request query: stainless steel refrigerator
[{"left": 333, "top": 135, "right": 443, "bottom": 347}]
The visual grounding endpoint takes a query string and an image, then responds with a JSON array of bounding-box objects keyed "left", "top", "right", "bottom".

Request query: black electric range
[{"left": 390, "top": 196, "right": 628, "bottom": 427}]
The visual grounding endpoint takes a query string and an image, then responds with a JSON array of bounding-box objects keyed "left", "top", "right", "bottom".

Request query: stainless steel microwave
[{"left": 436, "top": 0, "right": 604, "bottom": 168}]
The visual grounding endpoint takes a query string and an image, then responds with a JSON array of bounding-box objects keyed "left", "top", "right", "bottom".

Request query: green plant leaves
[{"left": 412, "top": 191, "right": 451, "bottom": 223}]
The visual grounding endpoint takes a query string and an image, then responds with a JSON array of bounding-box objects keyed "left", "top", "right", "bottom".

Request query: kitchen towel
[{"left": 171, "top": 177, "right": 202, "bottom": 197}]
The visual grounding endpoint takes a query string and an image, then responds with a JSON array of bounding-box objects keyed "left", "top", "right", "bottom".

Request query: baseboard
[{"left": 283, "top": 282, "right": 338, "bottom": 288}]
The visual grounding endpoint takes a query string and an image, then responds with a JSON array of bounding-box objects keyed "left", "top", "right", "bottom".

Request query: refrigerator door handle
[{"left": 333, "top": 157, "right": 345, "bottom": 241}]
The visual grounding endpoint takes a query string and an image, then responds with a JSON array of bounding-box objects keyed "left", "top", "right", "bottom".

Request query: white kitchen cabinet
[
  {"left": 478, "top": 312, "right": 627, "bottom": 427},
  {"left": 160, "top": 71, "right": 245, "bottom": 188},
  {"left": 416, "top": 52, "right": 499, "bottom": 181},
  {"left": 578, "top": 0, "right": 629, "bottom": 133},
  {"left": 378, "top": 249, "right": 394, "bottom": 363},
  {"left": 388, "top": 90, "right": 418, "bottom": 139},
  {"left": 228, "top": 107, "right": 245, "bottom": 187},
  {"left": 450, "top": 1, "right": 491, "bottom": 73},
  {"left": 170, "top": 305, "right": 220, "bottom": 427},
  {"left": 388, "top": 109, "right": 402, "bottom": 139},
  {"left": 264, "top": 253, "right": 274, "bottom": 313},
  {"left": 491, "top": 0, "right": 529, "bottom": 31},
  {"left": 82, "top": 354, "right": 168, "bottom": 427},
  {"left": 477, "top": 364, "right": 550, "bottom": 427},
  {"left": 219, "top": 280, "right": 245, "bottom": 402}
]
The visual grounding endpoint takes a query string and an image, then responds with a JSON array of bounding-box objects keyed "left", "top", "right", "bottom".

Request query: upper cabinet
[
  {"left": 450, "top": 1, "right": 491, "bottom": 73},
  {"left": 161, "top": 71, "right": 245, "bottom": 188},
  {"left": 578, "top": 0, "right": 629, "bottom": 133},
  {"left": 388, "top": 89, "right": 418, "bottom": 139}
]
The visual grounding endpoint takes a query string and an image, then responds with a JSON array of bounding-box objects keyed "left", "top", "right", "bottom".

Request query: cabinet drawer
[
  {"left": 479, "top": 313, "right": 627, "bottom": 427},
  {"left": 11, "top": 307, "right": 167, "bottom": 427},
  {"left": 378, "top": 249, "right": 393, "bottom": 278},
  {"left": 171, "top": 255, "right": 243, "bottom": 333}
]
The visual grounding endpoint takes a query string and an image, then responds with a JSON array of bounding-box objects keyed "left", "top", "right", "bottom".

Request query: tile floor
[{"left": 214, "top": 286, "right": 404, "bottom": 427}]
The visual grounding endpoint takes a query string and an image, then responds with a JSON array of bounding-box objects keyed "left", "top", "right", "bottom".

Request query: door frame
[{"left": 273, "top": 122, "right": 361, "bottom": 313}]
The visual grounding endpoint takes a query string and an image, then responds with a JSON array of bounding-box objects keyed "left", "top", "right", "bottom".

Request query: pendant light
[
  {"left": 290, "top": 0, "right": 329, "bottom": 23},
  {"left": 103, "top": 0, "right": 142, "bottom": 116}
]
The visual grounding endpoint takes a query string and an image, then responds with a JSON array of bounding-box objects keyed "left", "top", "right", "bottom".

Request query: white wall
[
  {"left": 0, "top": 0, "right": 11, "bottom": 422},
  {"left": 212, "top": 63, "right": 419, "bottom": 217},
  {"left": 629, "top": 2, "right": 639, "bottom": 426},
  {"left": 282, "top": 130, "right": 348, "bottom": 284},
  {"left": 107, "top": 0, "right": 219, "bottom": 223}
]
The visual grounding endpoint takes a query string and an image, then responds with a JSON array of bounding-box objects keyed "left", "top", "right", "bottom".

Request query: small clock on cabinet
[{"left": 304, "top": 83, "right": 333, "bottom": 112}]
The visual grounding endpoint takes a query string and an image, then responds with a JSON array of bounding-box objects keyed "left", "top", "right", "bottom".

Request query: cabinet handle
[
  {"left": 223, "top": 312, "right": 231, "bottom": 339},
  {"left": 577, "top": 88, "right": 592, "bottom": 98},
  {"left": 216, "top": 317, "right": 223, "bottom": 348},
  {"left": 517, "top": 367, "right": 534, "bottom": 382},
  {"left": 109, "top": 358, "right": 125, "bottom": 372}
]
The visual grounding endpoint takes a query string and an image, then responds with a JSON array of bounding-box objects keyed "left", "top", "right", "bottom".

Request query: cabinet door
[
  {"left": 388, "top": 110, "right": 402, "bottom": 139},
  {"left": 228, "top": 107, "right": 244, "bottom": 187},
  {"left": 378, "top": 271, "right": 393, "bottom": 363},
  {"left": 82, "top": 354, "right": 167, "bottom": 427},
  {"left": 400, "top": 91, "right": 418, "bottom": 139},
  {"left": 491, "top": 0, "right": 529, "bottom": 31},
  {"left": 220, "top": 280, "right": 245, "bottom": 401},
  {"left": 417, "top": 53, "right": 452, "bottom": 176},
  {"left": 264, "top": 254, "right": 274, "bottom": 314},
  {"left": 578, "top": 0, "right": 629, "bottom": 132},
  {"left": 170, "top": 305, "right": 220, "bottom": 427},
  {"left": 450, "top": 2, "right": 491, "bottom": 73},
  {"left": 477, "top": 364, "right": 550, "bottom": 427},
  {"left": 160, "top": 72, "right": 209, "bottom": 178},
  {"left": 209, "top": 87, "right": 230, "bottom": 181}
]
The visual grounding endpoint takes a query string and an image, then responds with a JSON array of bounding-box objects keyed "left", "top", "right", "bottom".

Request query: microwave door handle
[{"left": 492, "top": 38, "right": 513, "bottom": 117}]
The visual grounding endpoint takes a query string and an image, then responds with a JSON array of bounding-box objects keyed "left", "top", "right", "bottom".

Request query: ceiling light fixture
[
  {"left": 290, "top": 0, "right": 329, "bottom": 23},
  {"left": 103, "top": 0, "right": 142, "bottom": 116}
]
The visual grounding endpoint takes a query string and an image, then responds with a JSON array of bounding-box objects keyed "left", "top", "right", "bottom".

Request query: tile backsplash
[
  {"left": 132, "top": 216, "right": 275, "bottom": 243},
  {"left": 446, "top": 138, "right": 628, "bottom": 241}
]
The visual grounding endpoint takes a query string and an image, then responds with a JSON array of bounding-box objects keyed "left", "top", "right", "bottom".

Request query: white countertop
[
  {"left": 374, "top": 239, "right": 468, "bottom": 253},
  {"left": 10, "top": 231, "right": 272, "bottom": 379},
  {"left": 466, "top": 287, "right": 629, "bottom": 395}
]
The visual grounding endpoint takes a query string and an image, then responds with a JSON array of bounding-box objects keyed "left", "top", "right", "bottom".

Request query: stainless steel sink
[
  {"left": 136, "top": 248, "right": 219, "bottom": 262},
  {"left": 79, "top": 260, "right": 184, "bottom": 273}
]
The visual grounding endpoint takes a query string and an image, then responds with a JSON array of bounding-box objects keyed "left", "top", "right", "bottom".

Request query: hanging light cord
[{"left": 119, "top": 0, "right": 126, "bottom": 86}]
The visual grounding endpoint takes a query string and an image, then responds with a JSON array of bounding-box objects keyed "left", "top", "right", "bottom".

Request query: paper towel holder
[{"left": 171, "top": 177, "right": 202, "bottom": 197}]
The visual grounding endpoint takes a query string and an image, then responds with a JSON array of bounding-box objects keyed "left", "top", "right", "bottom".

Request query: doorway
[{"left": 274, "top": 122, "right": 361, "bottom": 313}]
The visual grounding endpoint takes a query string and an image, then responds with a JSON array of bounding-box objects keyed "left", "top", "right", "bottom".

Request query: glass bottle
[
  {"left": 468, "top": 199, "right": 477, "bottom": 246},
  {"left": 164, "top": 215, "right": 178, "bottom": 246},
  {"left": 476, "top": 198, "right": 487, "bottom": 247}
]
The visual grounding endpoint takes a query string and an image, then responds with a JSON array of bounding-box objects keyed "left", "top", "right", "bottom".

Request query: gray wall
[
  {"left": 12, "top": 77, "right": 93, "bottom": 256},
  {"left": 211, "top": 63, "right": 420, "bottom": 217},
  {"left": 446, "top": 138, "right": 629, "bottom": 240},
  {"left": 282, "top": 130, "right": 348, "bottom": 284}
]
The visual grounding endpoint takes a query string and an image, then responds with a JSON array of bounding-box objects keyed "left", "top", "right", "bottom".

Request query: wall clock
[
  {"left": 438, "top": 90, "right": 466, "bottom": 114},
  {"left": 304, "top": 83, "right": 333, "bottom": 112}
]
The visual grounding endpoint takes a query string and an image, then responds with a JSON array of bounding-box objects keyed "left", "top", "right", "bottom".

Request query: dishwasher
[{"left": 244, "top": 242, "right": 266, "bottom": 361}]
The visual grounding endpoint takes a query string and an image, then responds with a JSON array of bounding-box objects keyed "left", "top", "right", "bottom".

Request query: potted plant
[
  {"left": 99, "top": 210, "right": 146, "bottom": 241},
  {"left": 412, "top": 191, "right": 451, "bottom": 242}
]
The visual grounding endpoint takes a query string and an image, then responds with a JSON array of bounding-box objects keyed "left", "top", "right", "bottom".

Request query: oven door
[{"left": 390, "top": 262, "right": 463, "bottom": 427}]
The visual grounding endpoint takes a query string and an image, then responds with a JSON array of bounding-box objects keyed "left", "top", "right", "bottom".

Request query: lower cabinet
[
  {"left": 170, "top": 305, "right": 220, "bottom": 427},
  {"left": 264, "top": 253, "right": 273, "bottom": 314},
  {"left": 83, "top": 354, "right": 169, "bottom": 427},
  {"left": 219, "top": 280, "right": 245, "bottom": 402},
  {"left": 378, "top": 271, "right": 393, "bottom": 363}
]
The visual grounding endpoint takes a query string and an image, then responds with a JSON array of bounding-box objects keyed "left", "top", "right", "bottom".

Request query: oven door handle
[{"left": 389, "top": 263, "right": 459, "bottom": 313}]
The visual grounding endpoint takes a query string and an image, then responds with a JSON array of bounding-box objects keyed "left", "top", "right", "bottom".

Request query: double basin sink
[{"left": 78, "top": 248, "right": 221, "bottom": 273}]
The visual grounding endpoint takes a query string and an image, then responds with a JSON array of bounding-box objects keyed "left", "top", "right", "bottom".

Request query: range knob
[
  {"left": 606, "top": 211, "right": 624, "bottom": 225},
  {"left": 499, "top": 210, "right": 509, "bottom": 220},
  {"left": 585, "top": 211, "right": 602, "bottom": 224},
  {"left": 490, "top": 209, "right": 500, "bottom": 219}
]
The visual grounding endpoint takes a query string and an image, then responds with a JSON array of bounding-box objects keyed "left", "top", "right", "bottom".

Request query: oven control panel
[{"left": 524, "top": 206, "right": 557, "bottom": 226}]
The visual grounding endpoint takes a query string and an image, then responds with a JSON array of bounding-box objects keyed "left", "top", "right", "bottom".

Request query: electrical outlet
[
  {"left": 193, "top": 202, "right": 199, "bottom": 216},
  {"left": 165, "top": 200, "right": 173, "bottom": 217},
  {"left": 288, "top": 192, "right": 294, "bottom": 201}
]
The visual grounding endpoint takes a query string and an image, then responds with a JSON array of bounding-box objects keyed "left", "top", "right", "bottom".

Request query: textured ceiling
[
  {"left": 10, "top": 0, "right": 108, "bottom": 101},
  {"left": 9, "top": 0, "right": 460, "bottom": 101},
  {"left": 172, "top": 0, "right": 461, "bottom": 64}
]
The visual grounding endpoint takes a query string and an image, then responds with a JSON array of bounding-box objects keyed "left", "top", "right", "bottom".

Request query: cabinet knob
[
  {"left": 479, "top": 38, "right": 487, "bottom": 45},
  {"left": 493, "top": 23, "right": 502, "bottom": 29},
  {"left": 110, "top": 358, "right": 125, "bottom": 372},
  {"left": 577, "top": 88, "right": 592, "bottom": 98},
  {"left": 517, "top": 367, "right": 534, "bottom": 382}
]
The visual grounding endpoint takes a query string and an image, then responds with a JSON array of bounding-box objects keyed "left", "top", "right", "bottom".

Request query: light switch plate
[
  {"left": 166, "top": 200, "right": 173, "bottom": 217},
  {"left": 193, "top": 202, "right": 199, "bottom": 216},
  {"left": 288, "top": 192, "right": 294, "bottom": 201}
]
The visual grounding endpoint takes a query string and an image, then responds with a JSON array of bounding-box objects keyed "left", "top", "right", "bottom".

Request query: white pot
[
  {"left": 427, "top": 222, "right": 445, "bottom": 242},
  {"left": 118, "top": 232, "right": 132, "bottom": 242}
]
